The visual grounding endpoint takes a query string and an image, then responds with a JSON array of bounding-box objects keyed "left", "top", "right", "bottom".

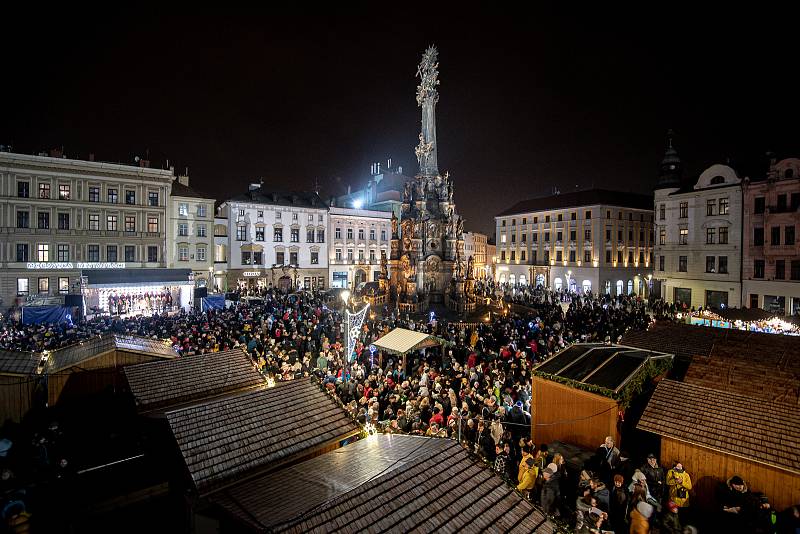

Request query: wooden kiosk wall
[
  {"left": 532, "top": 377, "right": 620, "bottom": 451},
  {"left": 660, "top": 436, "right": 800, "bottom": 512}
]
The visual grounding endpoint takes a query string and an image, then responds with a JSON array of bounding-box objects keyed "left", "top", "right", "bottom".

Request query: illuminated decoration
[
  {"left": 353, "top": 198, "right": 363, "bottom": 209},
  {"left": 27, "top": 262, "right": 126, "bottom": 270},
  {"left": 346, "top": 303, "right": 369, "bottom": 363},
  {"left": 242, "top": 271, "right": 262, "bottom": 277}
]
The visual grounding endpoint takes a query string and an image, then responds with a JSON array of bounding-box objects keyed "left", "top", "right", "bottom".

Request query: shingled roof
[
  {"left": 621, "top": 322, "right": 718, "bottom": 363},
  {"left": 273, "top": 436, "right": 556, "bottom": 534},
  {"left": 0, "top": 350, "right": 43, "bottom": 376},
  {"left": 166, "top": 379, "right": 359, "bottom": 495},
  {"left": 638, "top": 379, "right": 800, "bottom": 475},
  {"left": 496, "top": 188, "right": 653, "bottom": 217},
  {"left": 47, "top": 335, "right": 177, "bottom": 373},
  {"left": 123, "top": 349, "right": 265, "bottom": 413}
]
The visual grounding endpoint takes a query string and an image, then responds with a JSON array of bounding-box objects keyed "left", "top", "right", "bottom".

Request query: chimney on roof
[
  {"left": 88, "top": 153, "right": 95, "bottom": 162},
  {"left": 271, "top": 192, "right": 278, "bottom": 202},
  {"left": 178, "top": 175, "right": 189, "bottom": 187},
  {"left": 387, "top": 157, "right": 392, "bottom": 170},
  {"left": 249, "top": 183, "right": 260, "bottom": 191},
  {"left": 398, "top": 165, "right": 403, "bottom": 174},
  {"left": 49, "top": 147, "right": 63, "bottom": 159},
  {"left": 376, "top": 162, "right": 381, "bottom": 174},
  {"left": 291, "top": 194, "right": 299, "bottom": 204},
  {"left": 347, "top": 185, "right": 351, "bottom": 195}
]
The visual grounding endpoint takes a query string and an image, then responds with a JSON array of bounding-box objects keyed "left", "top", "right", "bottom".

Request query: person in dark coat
[
  {"left": 540, "top": 467, "right": 560, "bottom": 516},
  {"left": 641, "top": 453, "right": 666, "bottom": 503},
  {"left": 609, "top": 474, "right": 629, "bottom": 534}
]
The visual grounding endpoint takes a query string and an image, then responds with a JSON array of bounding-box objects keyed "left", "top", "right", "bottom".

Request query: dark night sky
[{"left": 2, "top": 8, "right": 798, "bottom": 236}]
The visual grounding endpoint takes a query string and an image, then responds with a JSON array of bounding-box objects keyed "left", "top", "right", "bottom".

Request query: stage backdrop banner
[{"left": 21, "top": 306, "right": 74, "bottom": 326}]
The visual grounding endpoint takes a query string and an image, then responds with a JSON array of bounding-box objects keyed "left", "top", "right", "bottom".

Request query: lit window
[
  {"left": 59, "top": 184, "right": 71, "bottom": 200},
  {"left": 37, "top": 244, "right": 49, "bottom": 262},
  {"left": 179, "top": 203, "right": 188, "bottom": 216}
]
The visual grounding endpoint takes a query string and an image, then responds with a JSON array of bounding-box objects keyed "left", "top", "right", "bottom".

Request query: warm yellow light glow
[{"left": 592, "top": 260, "right": 599, "bottom": 267}]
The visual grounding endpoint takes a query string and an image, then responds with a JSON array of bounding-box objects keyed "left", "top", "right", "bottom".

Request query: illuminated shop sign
[
  {"left": 242, "top": 271, "right": 262, "bottom": 277},
  {"left": 26, "top": 262, "right": 127, "bottom": 270}
]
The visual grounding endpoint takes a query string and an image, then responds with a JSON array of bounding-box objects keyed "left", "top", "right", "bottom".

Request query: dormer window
[
  {"left": 786, "top": 169, "right": 795, "bottom": 179},
  {"left": 710, "top": 176, "right": 725, "bottom": 185}
]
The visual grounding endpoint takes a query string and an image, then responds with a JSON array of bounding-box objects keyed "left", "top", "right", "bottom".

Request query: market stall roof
[
  {"left": 207, "top": 434, "right": 556, "bottom": 533},
  {"left": 124, "top": 349, "right": 265, "bottom": 413},
  {"left": 47, "top": 334, "right": 177, "bottom": 373},
  {"left": 638, "top": 379, "right": 800, "bottom": 475},
  {"left": 534, "top": 343, "right": 673, "bottom": 393},
  {"left": 371, "top": 327, "right": 443, "bottom": 355},
  {"left": 0, "top": 350, "right": 43, "bottom": 376},
  {"left": 82, "top": 268, "right": 191, "bottom": 287},
  {"left": 166, "top": 379, "right": 359, "bottom": 496}
]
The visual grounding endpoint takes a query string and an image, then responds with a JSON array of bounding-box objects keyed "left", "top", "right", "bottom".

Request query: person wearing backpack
[{"left": 666, "top": 461, "right": 692, "bottom": 524}]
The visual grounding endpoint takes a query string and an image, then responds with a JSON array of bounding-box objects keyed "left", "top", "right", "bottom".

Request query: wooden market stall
[
  {"left": 0, "top": 350, "right": 45, "bottom": 425},
  {"left": 46, "top": 334, "right": 178, "bottom": 406},
  {"left": 638, "top": 379, "right": 800, "bottom": 512},
  {"left": 532, "top": 343, "right": 673, "bottom": 451},
  {"left": 371, "top": 327, "right": 445, "bottom": 373}
]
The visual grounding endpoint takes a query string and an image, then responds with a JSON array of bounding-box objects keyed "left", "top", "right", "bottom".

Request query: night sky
[{"left": 2, "top": 9, "right": 797, "bottom": 236}]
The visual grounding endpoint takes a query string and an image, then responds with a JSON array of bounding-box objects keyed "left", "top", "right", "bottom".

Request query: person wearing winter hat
[
  {"left": 630, "top": 500, "right": 654, "bottom": 534},
  {"left": 662, "top": 501, "right": 682, "bottom": 534}
]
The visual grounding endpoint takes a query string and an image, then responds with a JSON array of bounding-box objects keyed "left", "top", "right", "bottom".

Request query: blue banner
[
  {"left": 21, "top": 306, "right": 74, "bottom": 326},
  {"left": 201, "top": 295, "right": 226, "bottom": 312}
]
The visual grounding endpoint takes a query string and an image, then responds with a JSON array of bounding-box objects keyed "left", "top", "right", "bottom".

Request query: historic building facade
[
  {"left": 167, "top": 175, "right": 215, "bottom": 288},
  {"left": 463, "top": 231, "right": 490, "bottom": 279},
  {"left": 495, "top": 189, "right": 654, "bottom": 296},
  {"left": 0, "top": 150, "right": 175, "bottom": 309},
  {"left": 217, "top": 186, "right": 328, "bottom": 292},
  {"left": 742, "top": 156, "right": 800, "bottom": 315},
  {"left": 653, "top": 136, "right": 743, "bottom": 309},
  {"left": 328, "top": 206, "right": 392, "bottom": 289}
]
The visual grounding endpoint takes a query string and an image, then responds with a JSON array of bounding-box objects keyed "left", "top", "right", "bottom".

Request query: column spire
[{"left": 415, "top": 45, "right": 440, "bottom": 177}]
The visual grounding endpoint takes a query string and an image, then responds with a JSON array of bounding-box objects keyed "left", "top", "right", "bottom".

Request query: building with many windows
[
  {"left": 328, "top": 206, "right": 392, "bottom": 289},
  {"left": 218, "top": 185, "right": 328, "bottom": 292},
  {"left": 653, "top": 136, "right": 743, "bottom": 309},
  {"left": 463, "top": 231, "right": 490, "bottom": 279},
  {"left": 0, "top": 150, "right": 188, "bottom": 312},
  {"left": 167, "top": 175, "right": 215, "bottom": 288},
  {"left": 495, "top": 189, "right": 654, "bottom": 296},
  {"left": 742, "top": 156, "right": 800, "bottom": 315}
]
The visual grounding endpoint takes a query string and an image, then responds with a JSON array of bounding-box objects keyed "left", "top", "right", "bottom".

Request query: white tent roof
[{"left": 372, "top": 328, "right": 442, "bottom": 355}]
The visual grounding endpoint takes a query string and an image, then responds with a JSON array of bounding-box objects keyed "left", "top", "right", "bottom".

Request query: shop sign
[
  {"left": 26, "top": 262, "right": 126, "bottom": 270},
  {"left": 242, "top": 271, "right": 262, "bottom": 277}
]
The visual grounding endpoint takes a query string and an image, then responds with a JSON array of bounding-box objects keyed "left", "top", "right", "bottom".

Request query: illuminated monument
[{"left": 383, "top": 46, "right": 474, "bottom": 312}]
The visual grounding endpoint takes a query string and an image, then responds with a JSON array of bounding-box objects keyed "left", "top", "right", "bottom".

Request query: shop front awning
[
  {"left": 82, "top": 268, "right": 192, "bottom": 288},
  {"left": 372, "top": 328, "right": 443, "bottom": 355}
]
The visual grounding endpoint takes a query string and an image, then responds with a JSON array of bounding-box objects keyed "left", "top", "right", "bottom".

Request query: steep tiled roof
[
  {"left": 276, "top": 436, "right": 556, "bottom": 534},
  {"left": 0, "top": 350, "right": 42, "bottom": 376},
  {"left": 227, "top": 189, "right": 327, "bottom": 209},
  {"left": 638, "top": 380, "right": 800, "bottom": 474},
  {"left": 169, "top": 179, "right": 213, "bottom": 199},
  {"left": 166, "top": 380, "right": 359, "bottom": 495},
  {"left": 47, "top": 335, "right": 177, "bottom": 373},
  {"left": 123, "top": 349, "right": 265, "bottom": 412},
  {"left": 496, "top": 189, "right": 653, "bottom": 217}
]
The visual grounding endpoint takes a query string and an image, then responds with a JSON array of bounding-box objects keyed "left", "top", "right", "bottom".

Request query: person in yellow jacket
[
  {"left": 517, "top": 445, "right": 535, "bottom": 485},
  {"left": 516, "top": 455, "right": 538, "bottom": 498},
  {"left": 666, "top": 462, "right": 692, "bottom": 509}
]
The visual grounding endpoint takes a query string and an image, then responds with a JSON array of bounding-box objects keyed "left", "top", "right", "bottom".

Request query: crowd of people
[{"left": 2, "top": 285, "right": 799, "bottom": 532}]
